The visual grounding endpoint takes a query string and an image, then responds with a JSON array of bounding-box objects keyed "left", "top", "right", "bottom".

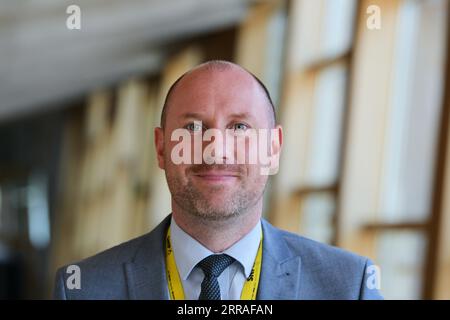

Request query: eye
[
  {"left": 233, "top": 123, "right": 249, "bottom": 132},
  {"left": 186, "top": 122, "right": 203, "bottom": 132}
]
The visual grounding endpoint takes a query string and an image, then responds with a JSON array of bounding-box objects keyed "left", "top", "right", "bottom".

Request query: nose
[{"left": 202, "top": 128, "right": 235, "bottom": 165}]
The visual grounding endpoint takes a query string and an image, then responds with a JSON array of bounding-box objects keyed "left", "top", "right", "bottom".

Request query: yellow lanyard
[{"left": 165, "top": 226, "right": 263, "bottom": 300}]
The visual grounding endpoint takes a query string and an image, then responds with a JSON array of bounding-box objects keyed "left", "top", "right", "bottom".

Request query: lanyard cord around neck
[{"left": 165, "top": 226, "right": 263, "bottom": 300}]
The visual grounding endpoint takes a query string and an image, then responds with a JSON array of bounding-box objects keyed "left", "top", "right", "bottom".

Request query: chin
[{"left": 193, "top": 208, "right": 240, "bottom": 221}]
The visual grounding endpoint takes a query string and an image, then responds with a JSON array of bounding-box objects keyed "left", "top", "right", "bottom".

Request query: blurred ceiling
[{"left": 0, "top": 0, "right": 252, "bottom": 122}]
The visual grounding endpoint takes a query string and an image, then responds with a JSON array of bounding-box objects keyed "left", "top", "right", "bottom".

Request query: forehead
[{"left": 165, "top": 67, "right": 269, "bottom": 125}]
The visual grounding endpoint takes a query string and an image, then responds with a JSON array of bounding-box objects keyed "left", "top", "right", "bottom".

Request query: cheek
[
  {"left": 163, "top": 151, "right": 188, "bottom": 177},
  {"left": 233, "top": 133, "right": 271, "bottom": 166},
  {"left": 165, "top": 161, "right": 187, "bottom": 176},
  {"left": 244, "top": 164, "right": 267, "bottom": 184}
]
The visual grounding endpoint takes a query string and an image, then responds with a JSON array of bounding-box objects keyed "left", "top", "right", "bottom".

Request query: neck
[{"left": 171, "top": 202, "right": 262, "bottom": 253}]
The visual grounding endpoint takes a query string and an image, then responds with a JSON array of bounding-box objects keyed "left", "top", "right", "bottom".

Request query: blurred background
[{"left": 0, "top": 0, "right": 449, "bottom": 300}]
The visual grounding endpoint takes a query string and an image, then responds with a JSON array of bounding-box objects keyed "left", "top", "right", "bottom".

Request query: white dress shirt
[{"left": 170, "top": 216, "right": 261, "bottom": 300}]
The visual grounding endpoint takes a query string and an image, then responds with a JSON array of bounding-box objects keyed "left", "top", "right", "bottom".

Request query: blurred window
[
  {"left": 280, "top": 0, "right": 449, "bottom": 299},
  {"left": 365, "top": 0, "right": 448, "bottom": 299},
  {"left": 285, "top": 0, "right": 358, "bottom": 245}
]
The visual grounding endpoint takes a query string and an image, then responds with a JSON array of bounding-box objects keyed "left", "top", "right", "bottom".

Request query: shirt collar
[{"left": 170, "top": 217, "right": 261, "bottom": 280}]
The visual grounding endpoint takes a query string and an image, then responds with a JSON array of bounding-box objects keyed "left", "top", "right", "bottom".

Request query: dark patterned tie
[{"left": 197, "top": 254, "right": 235, "bottom": 300}]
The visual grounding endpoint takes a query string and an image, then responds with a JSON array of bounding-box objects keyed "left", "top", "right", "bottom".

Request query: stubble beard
[{"left": 166, "top": 166, "right": 267, "bottom": 223}]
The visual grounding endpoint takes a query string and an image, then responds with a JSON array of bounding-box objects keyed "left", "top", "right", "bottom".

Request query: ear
[
  {"left": 268, "top": 125, "right": 283, "bottom": 175},
  {"left": 154, "top": 127, "right": 165, "bottom": 170}
]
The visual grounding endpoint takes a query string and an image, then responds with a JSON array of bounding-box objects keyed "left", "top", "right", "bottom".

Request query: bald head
[{"left": 160, "top": 60, "right": 276, "bottom": 129}]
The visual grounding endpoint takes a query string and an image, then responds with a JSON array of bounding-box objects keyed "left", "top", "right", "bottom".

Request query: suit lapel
[
  {"left": 123, "top": 215, "right": 302, "bottom": 300},
  {"left": 257, "top": 219, "right": 302, "bottom": 300},
  {"left": 124, "top": 215, "right": 171, "bottom": 300}
]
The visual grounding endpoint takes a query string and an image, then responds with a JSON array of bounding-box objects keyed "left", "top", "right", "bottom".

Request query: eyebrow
[
  {"left": 180, "top": 112, "right": 204, "bottom": 119},
  {"left": 228, "top": 112, "right": 254, "bottom": 120},
  {"left": 180, "top": 112, "right": 255, "bottom": 121}
]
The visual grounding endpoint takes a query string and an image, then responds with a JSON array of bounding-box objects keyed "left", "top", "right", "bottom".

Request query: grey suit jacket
[{"left": 54, "top": 214, "right": 383, "bottom": 299}]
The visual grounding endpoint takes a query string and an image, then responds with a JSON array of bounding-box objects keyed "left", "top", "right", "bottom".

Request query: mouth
[{"left": 192, "top": 171, "right": 240, "bottom": 183}]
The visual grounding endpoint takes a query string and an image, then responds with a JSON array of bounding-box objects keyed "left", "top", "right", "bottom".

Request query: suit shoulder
[
  {"left": 268, "top": 226, "right": 374, "bottom": 299},
  {"left": 66, "top": 232, "right": 151, "bottom": 270},
  {"left": 54, "top": 232, "right": 153, "bottom": 299},
  {"left": 55, "top": 232, "right": 151, "bottom": 287},
  {"left": 278, "top": 228, "right": 367, "bottom": 268}
]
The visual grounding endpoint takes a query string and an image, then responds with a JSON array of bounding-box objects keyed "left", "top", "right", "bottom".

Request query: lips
[
  {"left": 192, "top": 171, "right": 240, "bottom": 182},
  {"left": 195, "top": 171, "right": 239, "bottom": 176}
]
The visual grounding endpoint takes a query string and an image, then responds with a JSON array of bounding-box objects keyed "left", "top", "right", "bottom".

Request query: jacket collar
[
  {"left": 257, "top": 219, "right": 302, "bottom": 299},
  {"left": 124, "top": 215, "right": 171, "bottom": 299},
  {"left": 124, "top": 214, "right": 302, "bottom": 300}
]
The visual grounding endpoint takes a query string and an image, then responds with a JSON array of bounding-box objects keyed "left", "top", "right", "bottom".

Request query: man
[{"left": 54, "top": 60, "right": 382, "bottom": 300}]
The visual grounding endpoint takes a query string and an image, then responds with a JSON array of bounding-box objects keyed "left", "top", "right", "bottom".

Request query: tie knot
[{"left": 198, "top": 254, "right": 235, "bottom": 278}]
